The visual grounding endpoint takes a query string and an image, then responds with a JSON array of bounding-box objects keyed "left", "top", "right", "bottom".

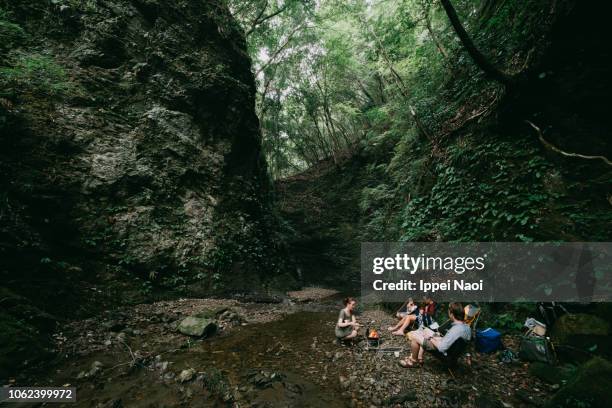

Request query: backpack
[{"left": 519, "top": 334, "right": 556, "bottom": 364}]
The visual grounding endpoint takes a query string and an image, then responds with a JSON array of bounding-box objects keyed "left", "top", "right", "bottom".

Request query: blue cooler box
[{"left": 476, "top": 328, "right": 502, "bottom": 353}]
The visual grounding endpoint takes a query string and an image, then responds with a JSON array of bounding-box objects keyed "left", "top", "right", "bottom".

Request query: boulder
[
  {"left": 552, "top": 313, "right": 609, "bottom": 343},
  {"left": 177, "top": 316, "right": 217, "bottom": 337},
  {"left": 551, "top": 313, "right": 609, "bottom": 357},
  {"left": 545, "top": 357, "right": 612, "bottom": 408},
  {"left": 528, "top": 362, "right": 575, "bottom": 385}
]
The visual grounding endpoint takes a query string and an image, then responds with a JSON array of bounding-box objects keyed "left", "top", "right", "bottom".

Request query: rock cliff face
[{"left": 0, "top": 0, "right": 281, "bottom": 372}]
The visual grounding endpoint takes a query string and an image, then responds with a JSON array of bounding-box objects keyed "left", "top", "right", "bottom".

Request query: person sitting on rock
[
  {"left": 388, "top": 298, "right": 418, "bottom": 335},
  {"left": 335, "top": 297, "right": 360, "bottom": 341},
  {"left": 388, "top": 296, "right": 436, "bottom": 336},
  {"left": 399, "top": 302, "right": 470, "bottom": 368},
  {"left": 394, "top": 297, "right": 417, "bottom": 319}
]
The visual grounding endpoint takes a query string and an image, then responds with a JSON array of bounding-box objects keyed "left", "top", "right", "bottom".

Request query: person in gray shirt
[{"left": 400, "top": 302, "right": 470, "bottom": 367}]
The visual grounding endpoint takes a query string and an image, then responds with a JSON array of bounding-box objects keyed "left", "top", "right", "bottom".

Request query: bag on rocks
[
  {"left": 475, "top": 328, "right": 502, "bottom": 353},
  {"left": 519, "top": 334, "right": 555, "bottom": 364}
]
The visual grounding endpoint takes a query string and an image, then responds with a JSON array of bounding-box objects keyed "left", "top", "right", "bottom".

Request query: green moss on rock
[
  {"left": 545, "top": 357, "right": 612, "bottom": 408},
  {"left": 553, "top": 314, "right": 610, "bottom": 342},
  {"left": 552, "top": 314, "right": 610, "bottom": 357}
]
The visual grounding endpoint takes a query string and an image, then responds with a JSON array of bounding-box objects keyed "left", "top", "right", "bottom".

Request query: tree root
[{"left": 525, "top": 120, "right": 612, "bottom": 167}]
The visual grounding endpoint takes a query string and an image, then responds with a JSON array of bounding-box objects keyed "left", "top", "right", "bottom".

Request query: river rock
[
  {"left": 88, "top": 360, "right": 104, "bottom": 377},
  {"left": 179, "top": 368, "right": 196, "bottom": 383},
  {"left": 102, "top": 321, "right": 125, "bottom": 332},
  {"left": 155, "top": 361, "right": 169, "bottom": 372},
  {"left": 339, "top": 375, "right": 350, "bottom": 389},
  {"left": 219, "top": 309, "right": 244, "bottom": 324},
  {"left": 177, "top": 316, "right": 217, "bottom": 337},
  {"left": 385, "top": 389, "right": 417, "bottom": 405}
]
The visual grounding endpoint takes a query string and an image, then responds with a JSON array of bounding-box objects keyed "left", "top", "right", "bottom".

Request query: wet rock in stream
[
  {"left": 178, "top": 368, "right": 196, "bottom": 383},
  {"left": 177, "top": 316, "right": 217, "bottom": 337}
]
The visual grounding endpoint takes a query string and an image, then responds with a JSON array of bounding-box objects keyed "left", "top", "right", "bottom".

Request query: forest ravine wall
[{"left": 0, "top": 0, "right": 287, "bottom": 377}]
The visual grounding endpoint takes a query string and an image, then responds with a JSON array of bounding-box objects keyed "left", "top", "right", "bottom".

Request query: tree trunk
[
  {"left": 439, "top": 0, "right": 512, "bottom": 86},
  {"left": 309, "top": 110, "right": 332, "bottom": 161},
  {"left": 423, "top": 6, "right": 449, "bottom": 61},
  {"left": 375, "top": 73, "right": 386, "bottom": 104}
]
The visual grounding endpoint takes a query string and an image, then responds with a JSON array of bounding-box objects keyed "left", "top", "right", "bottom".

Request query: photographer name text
[{"left": 372, "top": 279, "right": 484, "bottom": 293}]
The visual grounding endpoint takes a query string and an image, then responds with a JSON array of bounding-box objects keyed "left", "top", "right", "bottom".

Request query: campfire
[
  {"left": 368, "top": 328, "right": 380, "bottom": 339},
  {"left": 365, "top": 327, "right": 381, "bottom": 349}
]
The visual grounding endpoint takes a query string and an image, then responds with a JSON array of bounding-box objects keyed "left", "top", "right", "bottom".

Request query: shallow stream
[{"left": 39, "top": 309, "right": 350, "bottom": 407}]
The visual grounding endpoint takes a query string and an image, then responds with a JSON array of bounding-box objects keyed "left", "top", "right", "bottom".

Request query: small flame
[{"left": 369, "top": 328, "right": 379, "bottom": 339}]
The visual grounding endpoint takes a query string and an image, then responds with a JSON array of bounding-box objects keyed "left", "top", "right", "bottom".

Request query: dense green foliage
[
  {"left": 0, "top": 53, "right": 72, "bottom": 97},
  {"left": 232, "top": 0, "right": 547, "bottom": 177},
  {"left": 0, "top": 3, "right": 610, "bottom": 404},
  {"left": 0, "top": 9, "right": 26, "bottom": 54},
  {"left": 235, "top": 0, "right": 610, "bottom": 243}
]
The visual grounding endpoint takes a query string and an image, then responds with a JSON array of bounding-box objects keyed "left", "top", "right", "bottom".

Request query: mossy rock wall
[{"left": 0, "top": 0, "right": 286, "bottom": 378}]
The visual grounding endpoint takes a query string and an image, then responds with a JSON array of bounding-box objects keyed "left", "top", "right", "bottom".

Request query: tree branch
[
  {"left": 246, "top": 2, "right": 290, "bottom": 36},
  {"left": 255, "top": 23, "right": 308, "bottom": 77},
  {"left": 249, "top": 0, "right": 269, "bottom": 31}
]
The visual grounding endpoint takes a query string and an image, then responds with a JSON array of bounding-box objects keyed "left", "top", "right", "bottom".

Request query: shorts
[{"left": 407, "top": 328, "right": 436, "bottom": 350}]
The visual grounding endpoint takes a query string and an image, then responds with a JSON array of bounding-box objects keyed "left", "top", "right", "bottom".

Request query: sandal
[{"left": 398, "top": 357, "right": 421, "bottom": 368}]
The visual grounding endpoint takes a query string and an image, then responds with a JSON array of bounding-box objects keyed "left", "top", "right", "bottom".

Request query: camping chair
[
  {"left": 427, "top": 338, "right": 469, "bottom": 376},
  {"left": 464, "top": 304, "right": 481, "bottom": 339},
  {"left": 438, "top": 304, "right": 481, "bottom": 337},
  {"left": 427, "top": 304, "right": 480, "bottom": 374}
]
